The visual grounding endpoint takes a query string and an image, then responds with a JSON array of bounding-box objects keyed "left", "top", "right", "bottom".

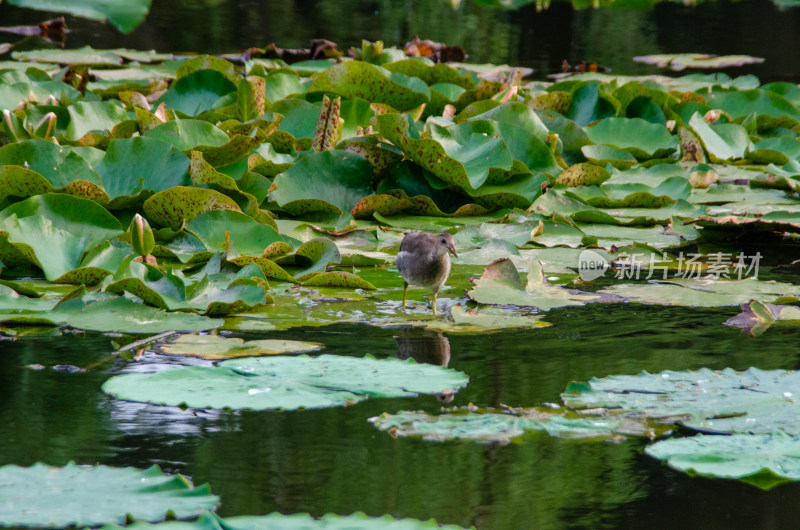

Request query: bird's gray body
[{"left": 396, "top": 232, "right": 457, "bottom": 314}]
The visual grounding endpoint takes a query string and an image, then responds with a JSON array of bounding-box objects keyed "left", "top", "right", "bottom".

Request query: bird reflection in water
[{"left": 394, "top": 330, "right": 454, "bottom": 402}]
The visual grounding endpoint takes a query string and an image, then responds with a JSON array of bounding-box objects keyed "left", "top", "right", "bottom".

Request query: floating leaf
[
  {"left": 0, "top": 462, "right": 217, "bottom": 527},
  {"left": 102, "top": 354, "right": 469, "bottom": 411},
  {"left": 645, "top": 432, "right": 800, "bottom": 490},
  {"left": 584, "top": 117, "right": 678, "bottom": 160},
  {"left": 466, "top": 259, "right": 615, "bottom": 310},
  {"left": 155, "top": 334, "right": 322, "bottom": 359},
  {"left": 564, "top": 367, "right": 800, "bottom": 436},
  {"left": 370, "top": 409, "right": 622, "bottom": 443}
]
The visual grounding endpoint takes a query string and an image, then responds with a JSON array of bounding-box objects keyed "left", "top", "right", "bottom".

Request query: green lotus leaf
[
  {"left": 102, "top": 354, "right": 468, "bottom": 411},
  {"left": 748, "top": 136, "right": 800, "bottom": 165},
  {"left": 646, "top": 432, "right": 800, "bottom": 490},
  {"left": 581, "top": 145, "right": 638, "bottom": 169},
  {"left": 64, "top": 100, "right": 129, "bottom": 142},
  {"left": 144, "top": 119, "right": 230, "bottom": 151},
  {"left": 467, "top": 173, "right": 550, "bottom": 209},
  {"left": 193, "top": 128, "right": 268, "bottom": 167},
  {"left": 308, "top": 61, "right": 429, "bottom": 111},
  {"left": 270, "top": 150, "right": 374, "bottom": 216},
  {"left": 633, "top": 53, "right": 764, "bottom": 71},
  {"left": 583, "top": 117, "right": 678, "bottom": 160},
  {"left": 466, "top": 101, "right": 550, "bottom": 142},
  {"left": 157, "top": 70, "right": 237, "bottom": 117},
  {"left": 449, "top": 304, "right": 551, "bottom": 330},
  {"left": 186, "top": 209, "right": 283, "bottom": 257},
  {"left": 0, "top": 294, "right": 223, "bottom": 333},
  {"left": 600, "top": 277, "right": 799, "bottom": 307},
  {"left": 370, "top": 409, "right": 621, "bottom": 443},
  {"left": 0, "top": 193, "right": 122, "bottom": 249},
  {"left": 565, "top": 177, "right": 691, "bottom": 208},
  {"left": 262, "top": 71, "right": 304, "bottom": 102},
  {"left": 228, "top": 256, "right": 295, "bottom": 282},
  {"left": 565, "top": 367, "right": 800, "bottom": 439},
  {"left": 290, "top": 238, "right": 341, "bottom": 277},
  {"left": 706, "top": 89, "right": 800, "bottom": 124},
  {"left": 466, "top": 258, "right": 614, "bottom": 310},
  {"left": 344, "top": 137, "right": 403, "bottom": 176},
  {"left": 301, "top": 271, "right": 376, "bottom": 290},
  {"left": 554, "top": 162, "right": 611, "bottom": 187},
  {"left": 155, "top": 333, "right": 321, "bottom": 359},
  {"left": 439, "top": 117, "right": 562, "bottom": 179},
  {"left": 382, "top": 59, "right": 473, "bottom": 88},
  {"left": 539, "top": 111, "right": 592, "bottom": 166},
  {"left": 185, "top": 276, "right": 271, "bottom": 316},
  {"left": 565, "top": 81, "right": 619, "bottom": 126},
  {"left": 10, "top": 45, "right": 124, "bottom": 65},
  {"left": 102, "top": 511, "right": 468, "bottom": 529},
  {"left": 95, "top": 137, "right": 190, "bottom": 205},
  {"left": 688, "top": 112, "right": 751, "bottom": 162},
  {"left": 0, "top": 462, "right": 217, "bottom": 528},
  {"left": 0, "top": 140, "right": 104, "bottom": 191},
  {"left": 105, "top": 262, "right": 186, "bottom": 310},
  {"left": 143, "top": 186, "right": 241, "bottom": 230}
]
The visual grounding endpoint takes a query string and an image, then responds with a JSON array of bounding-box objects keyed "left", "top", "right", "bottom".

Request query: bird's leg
[
  {"left": 402, "top": 281, "right": 408, "bottom": 309},
  {"left": 431, "top": 291, "right": 438, "bottom": 316}
]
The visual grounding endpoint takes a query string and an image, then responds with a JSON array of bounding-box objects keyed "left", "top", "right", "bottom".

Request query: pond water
[
  {"left": 2, "top": 301, "right": 800, "bottom": 528},
  {"left": 2, "top": 0, "right": 800, "bottom": 528},
  {"left": 1, "top": 0, "right": 800, "bottom": 81}
]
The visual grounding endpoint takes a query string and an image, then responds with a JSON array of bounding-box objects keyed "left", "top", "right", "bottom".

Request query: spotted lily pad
[
  {"left": 0, "top": 462, "right": 218, "bottom": 527},
  {"left": 102, "top": 354, "right": 469, "bottom": 411}
]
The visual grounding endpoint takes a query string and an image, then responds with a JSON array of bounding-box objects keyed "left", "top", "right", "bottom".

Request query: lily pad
[
  {"left": 0, "top": 462, "right": 217, "bottom": 527},
  {"left": 155, "top": 333, "right": 322, "bottom": 359},
  {"left": 370, "top": 409, "right": 622, "bottom": 443},
  {"left": 564, "top": 367, "right": 800, "bottom": 436},
  {"left": 466, "top": 258, "right": 615, "bottom": 311},
  {"left": 102, "top": 354, "right": 469, "bottom": 411},
  {"left": 645, "top": 431, "right": 800, "bottom": 490},
  {"left": 584, "top": 118, "right": 678, "bottom": 160}
]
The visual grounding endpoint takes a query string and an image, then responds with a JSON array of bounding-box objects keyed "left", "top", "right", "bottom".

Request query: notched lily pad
[{"left": 0, "top": 462, "right": 218, "bottom": 528}]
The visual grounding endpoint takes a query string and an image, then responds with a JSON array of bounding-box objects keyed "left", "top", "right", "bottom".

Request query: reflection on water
[{"left": 395, "top": 330, "right": 451, "bottom": 367}]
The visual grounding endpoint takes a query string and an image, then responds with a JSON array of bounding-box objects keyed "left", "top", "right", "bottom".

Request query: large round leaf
[
  {"left": 95, "top": 137, "right": 191, "bottom": 204},
  {"left": 143, "top": 187, "right": 240, "bottom": 229},
  {"left": 583, "top": 117, "right": 678, "bottom": 160},
  {"left": 186, "top": 209, "right": 283, "bottom": 257},
  {"left": 646, "top": 432, "right": 800, "bottom": 490},
  {"left": 0, "top": 463, "right": 218, "bottom": 527},
  {"left": 270, "top": 150, "right": 374, "bottom": 216},
  {"left": 157, "top": 70, "right": 236, "bottom": 116},
  {"left": 102, "top": 354, "right": 469, "bottom": 411},
  {"left": 308, "top": 61, "right": 429, "bottom": 111}
]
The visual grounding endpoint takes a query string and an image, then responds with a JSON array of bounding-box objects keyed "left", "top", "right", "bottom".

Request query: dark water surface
[
  {"left": 2, "top": 0, "right": 800, "bottom": 528},
  {"left": 3, "top": 303, "right": 800, "bottom": 529},
  {"left": 1, "top": 0, "right": 800, "bottom": 81}
]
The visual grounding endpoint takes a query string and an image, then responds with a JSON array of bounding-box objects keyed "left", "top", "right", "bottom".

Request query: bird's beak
[{"left": 448, "top": 245, "right": 458, "bottom": 258}]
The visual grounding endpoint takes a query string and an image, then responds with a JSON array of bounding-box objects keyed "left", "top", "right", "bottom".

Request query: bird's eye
[{"left": 441, "top": 238, "right": 447, "bottom": 244}]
